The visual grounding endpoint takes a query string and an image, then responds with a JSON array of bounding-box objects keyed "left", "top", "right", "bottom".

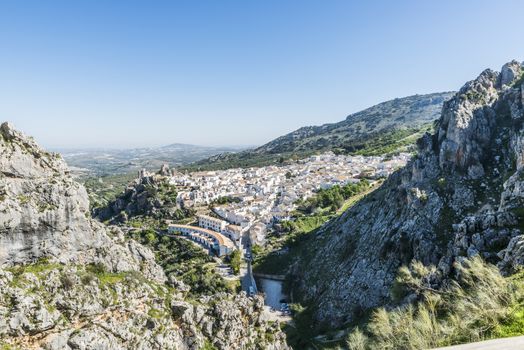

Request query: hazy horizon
[
  {"left": 49, "top": 143, "right": 255, "bottom": 152},
  {"left": 1, "top": 0, "right": 523, "bottom": 149}
]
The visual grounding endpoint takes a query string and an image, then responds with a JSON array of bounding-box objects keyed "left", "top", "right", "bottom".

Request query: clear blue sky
[{"left": 0, "top": 0, "right": 522, "bottom": 148}]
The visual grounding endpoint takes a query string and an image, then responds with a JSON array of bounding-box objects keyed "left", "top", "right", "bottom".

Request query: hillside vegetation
[
  {"left": 253, "top": 180, "right": 375, "bottom": 276},
  {"left": 183, "top": 92, "right": 453, "bottom": 171}
]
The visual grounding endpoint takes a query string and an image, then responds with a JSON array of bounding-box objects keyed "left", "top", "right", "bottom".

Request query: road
[
  {"left": 240, "top": 231, "right": 258, "bottom": 295},
  {"left": 432, "top": 336, "right": 524, "bottom": 350}
]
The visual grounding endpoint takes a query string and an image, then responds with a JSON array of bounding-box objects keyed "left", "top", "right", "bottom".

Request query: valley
[
  {"left": 3, "top": 61, "right": 524, "bottom": 350},
  {"left": 3, "top": 2, "right": 524, "bottom": 349},
  {"left": 58, "top": 143, "right": 247, "bottom": 177},
  {"left": 78, "top": 60, "right": 524, "bottom": 350}
]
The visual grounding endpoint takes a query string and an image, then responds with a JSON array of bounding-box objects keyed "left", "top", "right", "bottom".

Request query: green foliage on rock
[
  {"left": 212, "top": 196, "right": 242, "bottom": 205},
  {"left": 177, "top": 181, "right": 375, "bottom": 288},
  {"left": 253, "top": 180, "right": 374, "bottom": 276},
  {"left": 130, "top": 229, "right": 232, "bottom": 297},
  {"left": 82, "top": 172, "right": 136, "bottom": 209},
  {"left": 338, "top": 124, "right": 432, "bottom": 156},
  {"left": 227, "top": 250, "right": 242, "bottom": 275}
]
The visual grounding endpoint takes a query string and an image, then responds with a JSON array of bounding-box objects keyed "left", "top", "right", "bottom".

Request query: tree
[
  {"left": 281, "top": 220, "right": 296, "bottom": 233},
  {"left": 144, "top": 229, "right": 157, "bottom": 244},
  {"left": 228, "top": 250, "right": 242, "bottom": 275}
]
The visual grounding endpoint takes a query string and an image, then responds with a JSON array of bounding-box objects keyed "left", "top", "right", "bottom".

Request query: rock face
[
  {"left": 0, "top": 123, "right": 289, "bottom": 350},
  {"left": 95, "top": 168, "right": 185, "bottom": 224},
  {"left": 0, "top": 123, "right": 164, "bottom": 281},
  {"left": 95, "top": 170, "right": 184, "bottom": 224},
  {"left": 291, "top": 60, "right": 524, "bottom": 329}
]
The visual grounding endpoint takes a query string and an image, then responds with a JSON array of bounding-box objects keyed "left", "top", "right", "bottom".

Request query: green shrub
[
  {"left": 133, "top": 230, "right": 230, "bottom": 297},
  {"left": 60, "top": 274, "right": 76, "bottom": 290},
  {"left": 80, "top": 273, "right": 97, "bottom": 285},
  {"left": 144, "top": 229, "right": 157, "bottom": 244},
  {"left": 200, "top": 339, "right": 218, "bottom": 350},
  {"left": 346, "top": 327, "right": 368, "bottom": 350},
  {"left": 87, "top": 262, "right": 107, "bottom": 275},
  {"left": 227, "top": 250, "right": 241, "bottom": 275},
  {"left": 296, "top": 180, "right": 370, "bottom": 214},
  {"left": 347, "top": 256, "right": 524, "bottom": 349}
]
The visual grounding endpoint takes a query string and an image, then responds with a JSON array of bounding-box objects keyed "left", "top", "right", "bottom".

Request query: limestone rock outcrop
[
  {"left": 291, "top": 60, "right": 524, "bottom": 328},
  {"left": 0, "top": 122, "right": 288, "bottom": 349},
  {"left": 95, "top": 169, "right": 183, "bottom": 224}
]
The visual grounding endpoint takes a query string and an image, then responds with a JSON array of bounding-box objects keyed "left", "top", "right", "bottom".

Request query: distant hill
[
  {"left": 56, "top": 143, "right": 246, "bottom": 176},
  {"left": 183, "top": 92, "right": 455, "bottom": 171}
]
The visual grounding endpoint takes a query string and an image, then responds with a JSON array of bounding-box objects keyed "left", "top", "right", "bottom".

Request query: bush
[
  {"left": 81, "top": 273, "right": 97, "bottom": 285},
  {"left": 227, "top": 250, "right": 241, "bottom": 275},
  {"left": 347, "top": 256, "right": 524, "bottom": 349},
  {"left": 144, "top": 229, "right": 157, "bottom": 244},
  {"left": 87, "top": 262, "right": 107, "bottom": 275},
  {"left": 251, "top": 244, "right": 263, "bottom": 258},
  {"left": 60, "top": 274, "right": 76, "bottom": 290},
  {"left": 346, "top": 327, "right": 368, "bottom": 350}
]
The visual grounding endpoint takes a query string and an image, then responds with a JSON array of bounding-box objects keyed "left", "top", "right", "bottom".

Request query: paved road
[
  {"left": 432, "top": 336, "right": 524, "bottom": 350},
  {"left": 240, "top": 231, "right": 257, "bottom": 294}
]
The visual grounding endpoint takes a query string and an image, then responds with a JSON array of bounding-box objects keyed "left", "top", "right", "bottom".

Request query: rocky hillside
[
  {"left": 0, "top": 123, "right": 288, "bottom": 350},
  {"left": 94, "top": 165, "right": 187, "bottom": 224},
  {"left": 185, "top": 92, "right": 453, "bottom": 170},
  {"left": 289, "top": 61, "right": 524, "bottom": 329}
]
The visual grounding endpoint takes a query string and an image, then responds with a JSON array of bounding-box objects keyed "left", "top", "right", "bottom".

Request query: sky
[{"left": 0, "top": 0, "right": 523, "bottom": 149}]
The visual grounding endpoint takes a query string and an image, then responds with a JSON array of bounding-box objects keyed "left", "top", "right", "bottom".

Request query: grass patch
[
  {"left": 16, "top": 194, "right": 31, "bottom": 205},
  {"left": 97, "top": 272, "right": 127, "bottom": 286},
  {"left": 200, "top": 339, "right": 218, "bottom": 350},
  {"left": 148, "top": 308, "right": 165, "bottom": 319},
  {"left": 346, "top": 257, "right": 524, "bottom": 349},
  {"left": 7, "top": 259, "right": 63, "bottom": 287},
  {"left": 495, "top": 306, "right": 524, "bottom": 337},
  {"left": 343, "top": 124, "right": 433, "bottom": 157}
]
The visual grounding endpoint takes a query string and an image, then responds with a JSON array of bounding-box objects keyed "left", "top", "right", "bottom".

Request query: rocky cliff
[
  {"left": 94, "top": 167, "right": 186, "bottom": 224},
  {"left": 0, "top": 123, "right": 288, "bottom": 350},
  {"left": 291, "top": 61, "right": 524, "bottom": 329}
]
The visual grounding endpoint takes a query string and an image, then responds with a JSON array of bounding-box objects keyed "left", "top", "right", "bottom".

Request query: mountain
[
  {"left": 286, "top": 61, "right": 524, "bottom": 339},
  {"left": 57, "top": 143, "right": 246, "bottom": 177},
  {"left": 0, "top": 123, "right": 288, "bottom": 350},
  {"left": 185, "top": 92, "right": 454, "bottom": 171}
]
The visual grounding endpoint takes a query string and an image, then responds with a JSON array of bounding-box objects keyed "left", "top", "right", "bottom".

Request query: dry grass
[{"left": 347, "top": 256, "right": 524, "bottom": 350}]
